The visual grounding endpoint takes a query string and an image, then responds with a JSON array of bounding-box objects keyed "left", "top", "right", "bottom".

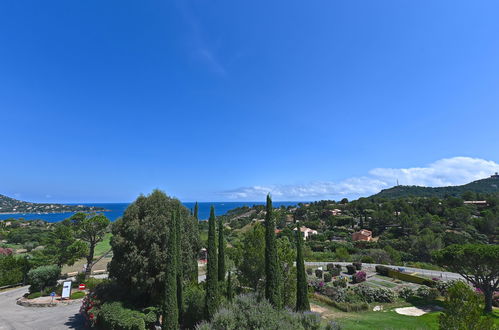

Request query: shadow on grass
[{"left": 406, "top": 297, "right": 445, "bottom": 309}]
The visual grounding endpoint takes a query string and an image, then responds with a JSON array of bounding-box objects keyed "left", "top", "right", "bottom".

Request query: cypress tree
[
  {"left": 217, "top": 216, "right": 225, "bottom": 282},
  {"left": 264, "top": 194, "right": 281, "bottom": 308},
  {"left": 204, "top": 206, "right": 219, "bottom": 319},
  {"left": 226, "top": 271, "right": 233, "bottom": 302},
  {"left": 163, "top": 212, "right": 178, "bottom": 330},
  {"left": 191, "top": 202, "right": 199, "bottom": 283},
  {"left": 295, "top": 221, "right": 310, "bottom": 312},
  {"left": 175, "top": 208, "right": 183, "bottom": 324}
]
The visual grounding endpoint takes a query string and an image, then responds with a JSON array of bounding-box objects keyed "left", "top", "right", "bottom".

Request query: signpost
[
  {"left": 61, "top": 280, "right": 72, "bottom": 299},
  {"left": 50, "top": 291, "right": 55, "bottom": 304}
]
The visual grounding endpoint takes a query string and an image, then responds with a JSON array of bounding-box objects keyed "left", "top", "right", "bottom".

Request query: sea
[{"left": 0, "top": 201, "right": 301, "bottom": 223}]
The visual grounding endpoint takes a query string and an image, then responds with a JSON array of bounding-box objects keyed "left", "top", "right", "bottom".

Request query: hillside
[
  {"left": 0, "top": 194, "right": 105, "bottom": 214},
  {"left": 370, "top": 174, "right": 499, "bottom": 199}
]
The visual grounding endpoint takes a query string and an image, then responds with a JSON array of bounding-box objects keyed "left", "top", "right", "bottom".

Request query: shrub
[
  {"left": 326, "top": 263, "right": 335, "bottom": 272},
  {"left": 353, "top": 285, "right": 395, "bottom": 303},
  {"left": 353, "top": 271, "right": 366, "bottom": 284},
  {"left": 324, "top": 273, "right": 332, "bottom": 283},
  {"left": 97, "top": 302, "right": 150, "bottom": 330},
  {"left": 334, "top": 264, "right": 342, "bottom": 270},
  {"left": 353, "top": 262, "right": 362, "bottom": 270},
  {"left": 0, "top": 255, "right": 29, "bottom": 287},
  {"left": 314, "top": 293, "right": 368, "bottom": 312},
  {"left": 360, "top": 256, "right": 375, "bottom": 263},
  {"left": 416, "top": 286, "right": 439, "bottom": 301},
  {"left": 375, "top": 265, "right": 390, "bottom": 276},
  {"left": 435, "top": 279, "right": 461, "bottom": 295},
  {"left": 306, "top": 268, "right": 313, "bottom": 276},
  {"left": 70, "top": 291, "right": 85, "bottom": 299},
  {"left": 308, "top": 279, "right": 326, "bottom": 294},
  {"left": 333, "top": 278, "right": 347, "bottom": 288},
  {"left": 84, "top": 278, "right": 104, "bottom": 291},
  {"left": 74, "top": 272, "right": 86, "bottom": 288},
  {"left": 323, "top": 287, "right": 347, "bottom": 302},
  {"left": 398, "top": 287, "right": 415, "bottom": 300},
  {"left": 346, "top": 265, "right": 356, "bottom": 275},
  {"left": 27, "top": 265, "right": 60, "bottom": 293},
  {"left": 183, "top": 284, "right": 205, "bottom": 329},
  {"left": 330, "top": 268, "right": 340, "bottom": 277},
  {"left": 315, "top": 269, "right": 323, "bottom": 278}
]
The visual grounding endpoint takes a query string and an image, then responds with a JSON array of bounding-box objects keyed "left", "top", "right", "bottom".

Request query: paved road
[
  {"left": 0, "top": 286, "right": 84, "bottom": 330},
  {"left": 304, "top": 262, "right": 464, "bottom": 281}
]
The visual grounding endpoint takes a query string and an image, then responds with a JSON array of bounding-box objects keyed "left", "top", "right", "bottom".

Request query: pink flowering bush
[{"left": 353, "top": 271, "right": 366, "bottom": 284}]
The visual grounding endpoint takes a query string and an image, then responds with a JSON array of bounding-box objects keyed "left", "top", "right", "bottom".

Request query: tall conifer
[
  {"left": 191, "top": 202, "right": 199, "bottom": 283},
  {"left": 163, "top": 212, "right": 178, "bottom": 330},
  {"left": 226, "top": 271, "right": 233, "bottom": 302},
  {"left": 218, "top": 216, "right": 225, "bottom": 281},
  {"left": 295, "top": 221, "right": 310, "bottom": 312},
  {"left": 204, "top": 206, "right": 219, "bottom": 319},
  {"left": 175, "top": 208, "right": 183, "bottom": 323},
  {"left": 264, "top": 194, "right": 281, "bottom": 308}
]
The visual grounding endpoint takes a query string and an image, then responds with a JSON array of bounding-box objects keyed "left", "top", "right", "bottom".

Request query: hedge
[
  {"left": 314, "top": 293, "right": 369, "bottom": 312},
  {"left": 387, "top": 269, "right": 435, "bottom": 287},
  {"left": 97, "top": 302, "right": 155, "bottom": 330}
]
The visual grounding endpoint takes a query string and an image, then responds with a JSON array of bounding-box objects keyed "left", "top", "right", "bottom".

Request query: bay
[{"left": 0, "top": 201, "right": 301, "bottom": 222}]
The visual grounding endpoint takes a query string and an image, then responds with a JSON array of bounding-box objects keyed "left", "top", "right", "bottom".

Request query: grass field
[
  {"left": 337, "top": 310, "right": 440, "bottom": 330},
  {"left": 93, "top": 233, "right": 112, "bottom": 257}
]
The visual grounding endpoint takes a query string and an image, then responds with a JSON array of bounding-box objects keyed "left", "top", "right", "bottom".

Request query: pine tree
[
  {"left": 175, "top": 208, "right": 183, "bottom": 324},
  {"left": 264, "top": 194, "right": 281, "bottom": 308},
  {"left": 204, "top": 206, "right": 219, "bottom": 319},
  {"left": 226, "top": 271, "right": 233, "bottom": 302},
  {"left": 163, "top": 212, "right": 178, "bottom": 330},
  {"left": 295, "top": 221, "right": 310, "bottom": 312},
  {"left": 218, "top": 216, "right": 225, "bottom": 282}
]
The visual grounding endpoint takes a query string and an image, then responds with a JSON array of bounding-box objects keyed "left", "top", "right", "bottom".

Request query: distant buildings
[
  {"left": 294, "top": 226, "right": 318, "bottom": 240},
  {"left": 491, "top": 172, "right": 499, "bottom": 179},
  {"left": 352, "top": 229, "right": 372, "bottom": 241},
  {"left": 464, "top": 200, "right": 489, "bottom": 206}
]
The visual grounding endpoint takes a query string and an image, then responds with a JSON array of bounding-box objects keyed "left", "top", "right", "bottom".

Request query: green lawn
[
  {"left": 338, "top": 310, "right": 440, "bottom": 330},
  {"left": 93, "top": 233, "right": 112, "bottom": 257}
]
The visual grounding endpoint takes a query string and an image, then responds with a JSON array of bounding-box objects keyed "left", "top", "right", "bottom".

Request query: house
[
  {"left": 293, "top": 226, "right": 318, "bottom": 240},
  {"left": 325, "top": 209, "right": 342, "bottom": 216},
  {"left": 275, "top": 229, "right": 282, "bottom": 234},
  {"left": 352, "top": 229, "right": 372, "bottom": 241},
  {"left": 464, "top": 201, "right": 488, "bottom": 207}
]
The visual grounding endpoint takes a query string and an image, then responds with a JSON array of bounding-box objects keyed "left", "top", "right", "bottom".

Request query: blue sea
[{"left": 0, "top": 201, "right": 301, "bottom": 222}]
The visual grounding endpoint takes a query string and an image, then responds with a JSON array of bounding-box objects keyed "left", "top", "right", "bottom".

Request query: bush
[
  {"left": 330, "top": 268, "right": 340, "bottom": 277},
  {"left": 353, "top": 271, "right": 366, "bottom": 284},
  {"left": 308, "top": 279, "right": 326, "bottom": 294},
  {"left": 323, "top": 287, "right": 347, "bottom": 302},
  {"left": 0, "top": 255, "right": 29, "bottom": 287},
  {"left": 27, "top": 265, "right": 60, "bottom": 293},
  {"left": 315, "top": 269, "right": 323, "bottom": 278},
  {"left": 360, "top": 256, "right": 375, "bottom": 263},
  {"left": 183, "top": 284, "right": 205, "bottom": 329},
  {"left": 200, "top": 294, "right": 335, "bottom": 329},
  {"left": 324, "top": 273, "right": 332, "bottom": 283},
  {"left": 375, "top": 265, "right": 390, "bottom": 276},
  {"left": 70, "top": 291, "right": 85, "bottom": 299},
  {"left": 334, "top": 264, "right": 342, "bottom": 270},
  {"left": 333, "top": 278, "right": 347, "bottom": 288},
  {"left": 74, "top": 272, "right": 86, "bottom": 288},
  {"left": 98, "top": 302, "right": 149, "bottom": 330},
  {"left": 435, "top": 279, "right": 461, "bottom": 296},
  {"left": 306, "top": 268, "right": 313, "bottom": 276},
  {"left": 353, "top": 262, "right": 362, "bottom": 270},
  {"left": 326, "top": 263, "right": 335, "bottom": 272},
  {"left": 353, "top": 285, "right": 395, "bottom": 303},
  {"left": 398, "top": 287, "right": 415, "bottom": 300},
  {"left": 84, "top": 278, "right": 104, "bottom": 291},
  {"left": 346, "top": 265, "right": 356, "bottom": 275},
  {"left": 416, "top": 286, "right": 439, "bottom": 301},
  {"left": 314, "top": 293, "right": 368, "bottom": 312}
]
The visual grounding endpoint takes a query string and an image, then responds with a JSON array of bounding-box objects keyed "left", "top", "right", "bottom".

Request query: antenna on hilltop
[{"left": 397, "top": 179, "right": 400, "bottom": 186}]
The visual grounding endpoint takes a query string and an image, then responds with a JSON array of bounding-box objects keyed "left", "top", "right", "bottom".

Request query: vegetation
[
  {"left": 217, "top": 215, "right": 225, "bottom": 282},
  {"left": 0, "top": 193, "right": 105, "bottom": 213},
  {"left": 0, "top": 255, "right": 29, "bottom": 286},
  {"left": 163, "top": 212, "right": 178, "bottom": 330},
  {"left": 204, "top": 206, "right": 219, "bottom": 319},
  {"left": 264, "top": 194, "right": 281, "bottom": 308},
  {"left": 433, "top": 244, "right": 499, "bottom": 312},
  {"left": 295, "top": 221, "right": 310, "bottom": 312},
  {"left": 27, "top": 265, "right": 60, "bottom": 293}
]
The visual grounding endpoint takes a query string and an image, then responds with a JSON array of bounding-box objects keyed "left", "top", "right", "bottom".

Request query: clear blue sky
[{"left": 1, "top": 1, "right": 499, "bottom": 203}]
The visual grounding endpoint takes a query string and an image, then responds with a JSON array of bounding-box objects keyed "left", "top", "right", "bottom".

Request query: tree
[
  {"left": 205, "top": 206, "right": 219, "bottom": 319},
  {"left": 264, "top": 194, "right": 281, "bottom": 308},
  {"left": 27, "top": 265, "right": 60, "bottom": 293},
  {"left": 70, "top": 213, "right": 110, "bottom": 278},
  {"left": 218, "top": 216, "right": 225, "bottom": 282},
  {"left": 237, "top": 223, "right": 265, "bottom": 290},
  {"left": 109, "top": 190, "right": 200, "bottom": 306},
  {"left": 226, "top": 271, "right": 233, "bottom": 302},
  {"left": 191, "top": 202, "right": 200, "bottom": 283},
  {"left": 163, "top": 212, "right": 178, "bottom": 330},
  {"left": 439, "top": 281, "right": 494, "bottom": 329},
  {"left": 433, "top": 244, "right": 499, "bottom": 313},
  {"left": 295, "top": 222, "right": 310, "bottom": 312},
  {"left": 277, "top": 237, "right": 296, "bottom": 308},
  {"left": 175, "top": 208, "right": 183, "bottom": 324},
  {"left": 43, "top": 223, "right": 87, "bottom": 267}
]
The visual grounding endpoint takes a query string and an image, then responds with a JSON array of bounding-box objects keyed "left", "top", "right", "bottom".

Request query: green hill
[
  {"left": 0, "top": 194, "right": 105, "bottom": 214},
  {"left": 370, "top": 174, "right": 499, "bottom": 199}
]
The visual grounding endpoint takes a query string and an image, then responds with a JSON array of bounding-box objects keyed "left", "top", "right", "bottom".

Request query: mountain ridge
[{"left": 0, "top": 194, "right": 106, "bottom": 214}]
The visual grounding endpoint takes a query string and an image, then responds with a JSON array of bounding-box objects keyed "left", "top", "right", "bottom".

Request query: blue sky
[{"left": 1, "top": 1, "right": 499, "bottom": 203}]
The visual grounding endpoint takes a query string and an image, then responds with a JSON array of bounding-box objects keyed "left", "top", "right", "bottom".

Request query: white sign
[{"left": 62, "top": 280, "right": 72, "bottom": 299}]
